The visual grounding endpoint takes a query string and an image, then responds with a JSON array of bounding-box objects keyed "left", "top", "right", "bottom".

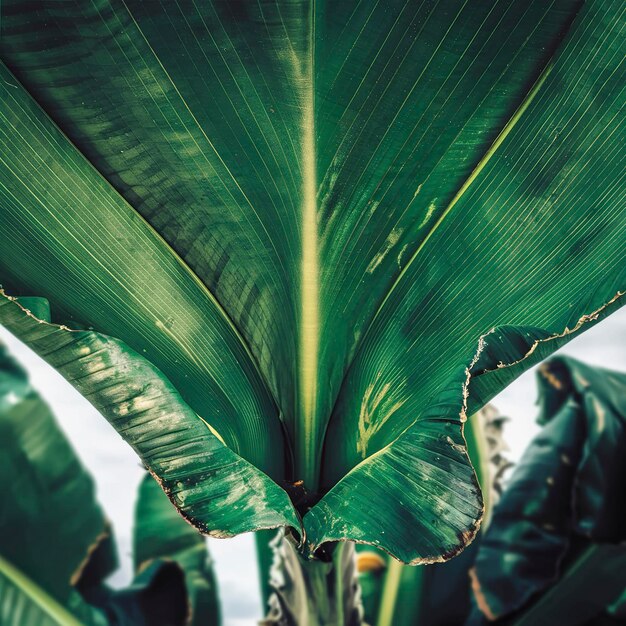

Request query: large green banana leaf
[
  {"left": 134, "top": 473, "right": 221, "bottom": 626},
  {"left": 1, "top": 0, "right": 625, "bottom": 563}
]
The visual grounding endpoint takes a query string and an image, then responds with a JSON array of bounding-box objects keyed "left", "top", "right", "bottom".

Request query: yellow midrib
[{"left": 298, "top": 1, "right": 319, "bottom": 488}]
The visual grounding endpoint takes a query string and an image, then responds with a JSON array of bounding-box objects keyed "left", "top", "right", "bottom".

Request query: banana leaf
[
  {"left": 469, "top": 356, "right": 626, "bottom": 622},
  {"left": 82, "top": 559, "right": 190, "bottom": 626},
  {"left": 134, "top": 473, "right": 221, "bottom": 626},
  {"left": 1, "top": 0, "right": 625, "bottom": 564},
  {"left": 0, "top": 340, "right": 114, "bottom": 604},
  {"left": 507, "top": 543, "right": 626, "bottom": 626}
]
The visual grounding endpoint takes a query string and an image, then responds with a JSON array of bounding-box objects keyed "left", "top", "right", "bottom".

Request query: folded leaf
[
  {"left": 0, "top": 295, "right": 299, "bottom": 538},
  {"left": 355, "top": 406, "right": 503, "bottom": 626},
  {"left": 88, "top": 560, "right": 189, "bottom": 626},
  {"left": 304, "top": 363, "right": 483, "bottom": 562}
]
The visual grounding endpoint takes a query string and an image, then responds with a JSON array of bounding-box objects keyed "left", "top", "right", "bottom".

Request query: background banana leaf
[
  {"left": 0, "top": 338, "right": 216, "bottom": 625},
  {"left": 1, "top": 0, "right": 625, "bottom": 564},
  {"left": 134, "top": 473, "right": 221, "bottom": 626},
  {"left": 256, "top": 530, "right": 278, "bottom": 614},
  {"left": 359, "top": 548, "right": 481, "bottom": 626},
  {"left": 0, "top": 555, "right": 108, "bottom": 626},
  {"left": 469, "top": 356, "right": 626, "bottom": 624},
  {"left": 0, "top": 340, "right": 114, "bottom": 606}
]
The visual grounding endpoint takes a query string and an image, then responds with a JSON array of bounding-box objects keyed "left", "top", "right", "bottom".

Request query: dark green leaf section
[
  {"left": 471, "top": 356, "right": 626, "bottom": 621},
  {"left": 0, "top": 61, "right": 285, "bottom": 476},
  {"left": 0, "top": 295, "right": 299, "bottom": 538},
  {"left": 509, "top": 544, "right": 626, "bottom": 626},
  {"left": 0, "top": 340, "right": 110, "bottom": 604},
  {"left": 324, "top": 0, "right": 626, "bottom": 487},
  {"left": 304, "top": 365, "right": 483, "bottom": 563},
  {"left": 315, "top": 0, "right": 582, "bottom": 456},
  {"left": 134, "top": 473, "right": 221, "bottom": 626}
]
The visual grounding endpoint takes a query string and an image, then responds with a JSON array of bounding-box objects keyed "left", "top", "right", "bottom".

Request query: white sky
[{"left": 1, "top": 305, "right": 625, "bottom": 625}]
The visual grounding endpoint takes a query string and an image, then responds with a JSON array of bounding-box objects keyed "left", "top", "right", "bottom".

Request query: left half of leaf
[{"left": 0, "top": 63, "right": 300, "bottom": 539}]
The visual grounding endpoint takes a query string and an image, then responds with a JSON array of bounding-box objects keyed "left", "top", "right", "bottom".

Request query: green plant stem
[
  {"left": 375, "top": 559, "right": 403, "bottom": 626},
  {"left": 266, "top": 533, "right": 361, "bottom": 626},
  {"left": 465, "top": 411, "right": 492, "bottom": 527},
  {"left": 375, "top": 559, "right": 427, "bottom": 626}
]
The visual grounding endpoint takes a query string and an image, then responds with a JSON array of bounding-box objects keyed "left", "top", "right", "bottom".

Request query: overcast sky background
[{"left": 1, "top": 306, "right": 625, "bottom": 625}]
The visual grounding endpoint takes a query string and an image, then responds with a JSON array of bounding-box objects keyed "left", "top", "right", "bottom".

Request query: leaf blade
[{"left": 134, "top": 473, "right": 221, "bottom": 626}]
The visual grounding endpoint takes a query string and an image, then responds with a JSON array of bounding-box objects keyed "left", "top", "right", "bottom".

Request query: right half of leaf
[{"left": 310, "top": 0, "right": 626, "bottom": 562}]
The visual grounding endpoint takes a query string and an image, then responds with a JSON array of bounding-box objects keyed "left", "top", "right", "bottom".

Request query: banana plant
[
  {"left": 0, "top": 338, "right": 219, "bottom": 625},
  {"left": 469, "top": 356, "right": 626, "bottom": 625},
  {"left": 0, "top": 3, "right": 625, "bottom": 617}
]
